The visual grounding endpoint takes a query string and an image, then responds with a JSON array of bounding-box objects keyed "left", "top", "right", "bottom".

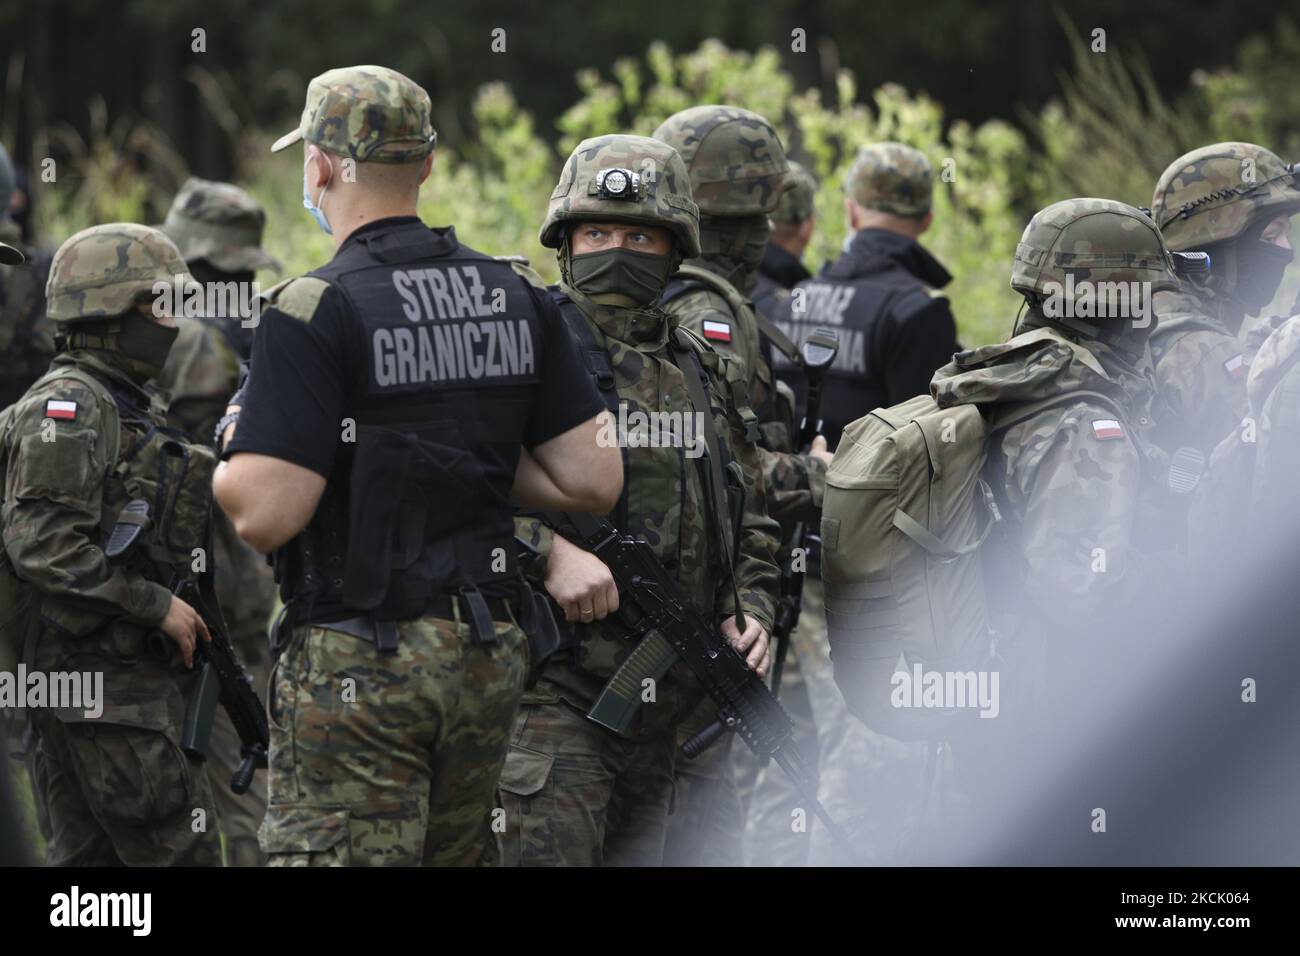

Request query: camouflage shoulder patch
[
  {"left": 507, "top": 259, "right": 549, "bottom": 290},
  {"left": 261, "top": 276, "right": 330, "bottom": 323}
]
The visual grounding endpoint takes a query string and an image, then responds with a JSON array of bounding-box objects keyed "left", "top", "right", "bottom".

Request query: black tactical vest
[{"left": 278, "top": 223, "right": 546, "bottom": 625}]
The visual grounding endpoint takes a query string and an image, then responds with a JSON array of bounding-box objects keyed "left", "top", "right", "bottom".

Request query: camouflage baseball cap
[
  {"left": 1011, "top": 198, "right": 1177, "bottom": 303},
  {"left": 46, "top": 223, "right": 192, "bottom": 323},
  {"left": 0, "top": 240, "right": 22, "bottom": 265},
  {"left": 271, "top": 65, "right": 436, "bottom": 163},
  {"left": 161, "top": 177, "right": 280, "bottom": 273},
  {"left": 1152, "top": 142, "right": 1300, "bottom": 251},
  {"left": 653, "top": 105, "right": 789, "bottom": 217},
  {"left": 845, "top": 142, "right": 932, "bottom": 217},
  {"left": 540, "top": 134, "right": 701, "bottom": 258},
  {"left": 772, "top": 160, "right": 817, "bottom": 224}
]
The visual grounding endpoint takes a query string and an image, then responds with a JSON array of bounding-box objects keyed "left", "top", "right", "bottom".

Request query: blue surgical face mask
[{"left": 302, "top": 157, "right": 333, "bottom": 235}]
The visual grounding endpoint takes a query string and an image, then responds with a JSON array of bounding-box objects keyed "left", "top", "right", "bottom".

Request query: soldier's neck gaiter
[
  {"left": 1236, "top": 239, "right": 1293, "bottom": 314},
  {"left": 114, "top": 311, "right": 179, "bottom": 382},
  {"left": 694, "top": 214, "right": 771, "bottom": 297},
  {"left": 568, "top": 247, "right": 675, "bottom": 309}
]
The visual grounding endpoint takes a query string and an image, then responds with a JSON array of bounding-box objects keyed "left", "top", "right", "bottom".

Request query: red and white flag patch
[
  {"left": 1092, "top": 419, "right": 1124, "bottom": 440},
  {"left": 702, "top": 320, "right": 732, "bottom": 342},
  {"left": 1224, "top": 353, "right": 1246, "bottom": 380},
  {"left": 44, "top": 400, "right": 77, "bottom": 421}
]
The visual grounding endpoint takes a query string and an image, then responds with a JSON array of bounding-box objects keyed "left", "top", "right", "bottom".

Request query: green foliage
[{"left": 26, "top": 26, "right": 1300, "bottom": 350}]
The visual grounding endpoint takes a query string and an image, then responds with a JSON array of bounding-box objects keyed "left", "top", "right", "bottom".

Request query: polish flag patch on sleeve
[
  {"left": 44, "top": 400, "right": 77, "bottom": 421},
  {"left": 702, "top": 320, "right": 732, "bottom": 342},
  {"left": 1224, "top": 353, "right": 1246, "bottom": 379},
  {"left": 1092, "top": 419, "right": 1124, "bottom": 440}
]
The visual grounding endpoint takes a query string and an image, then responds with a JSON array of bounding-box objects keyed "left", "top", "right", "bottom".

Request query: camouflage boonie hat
[
  {"left": 772, "top": 161, "right": 817, "bottom": 224},
  {"left": 540, "top": 134, "right": 701, "bottom": 258},
  {"left": 1011, "top": 198, "right": 1178, "bottom": 302},
  {"left": 271, "top": 65, "right": 436, "bottom": 163},
  {"left": 1152, "top": 142, "right": 1300, "bottom": 251},
  {"left": 652, "top": 105, "right": 789, "bottom": 217},
  {"left": 46, "top": 223, "right": 192, "bottom": 323},
  {"left": 845, "top": 142, "right": 932, "bottom": 217},
  {"left": 161, "top": 177, "right": 281, "bottom": 273}
]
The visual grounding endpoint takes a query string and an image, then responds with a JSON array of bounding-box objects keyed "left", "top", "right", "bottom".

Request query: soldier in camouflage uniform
[
  {"left": 156, "top": 177, "right": 280, "bottom": 866},
  {"left": 920, "top": 200, "right": 1183, "bottom": 856},
  {"left": 652, "top": 106, "right": 827, "bottom": 867},
  {"left": 0, "top": 223, "right": 222, "bottom": 865},
  {"left": 216, "top": 66, "right": 617, "bottom": 867},
  {"left": 753, "top": 160, "right": 817, "bottom": 320},
  {"left": 1149, "top": 143, "right": 1300, "bottom": 456},
  {"left": 498, "top": 134, "right": 780, "bottom": 867},
  {"left": 0, "top": 144, "right": 56, "bottom": 411}
]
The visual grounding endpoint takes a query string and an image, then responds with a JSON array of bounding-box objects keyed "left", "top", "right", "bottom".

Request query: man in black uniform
[
  {"left": 753, "top": 160, "right": 817, "bottom": 322},
  {"left": 772, "top": 142, "right": 958, "bottom": 446},
  {"left": 213, "top": 66, "right": 622, "bottom": 866}
]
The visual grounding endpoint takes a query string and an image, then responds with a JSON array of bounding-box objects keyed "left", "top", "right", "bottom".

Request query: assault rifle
[
  {"left": 172, "top": 578, "right": 269, "bottom": 795},
  {"left": 769, "top": 327, "right": 839, "bottom": 698},
  {"left": 550, "top": 509, "right": 853, "bottom": 848}
]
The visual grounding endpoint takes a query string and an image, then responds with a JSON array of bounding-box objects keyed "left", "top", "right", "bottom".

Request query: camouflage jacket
[
  {"left": 517, "top": 285, "right": 780, "bottom": 717},
  {"left": 156, "top": 316, "right": 275, "bottom": 646},
  {"left": 0, "top": 219, "right": 55, "bottom": 411},
  {"left": 661, "top": 258, "right": 827, "bottom": 533},
  {"left": 932, "top": 324, "right": 1171, "bottom": 626},
  {"left": 1150, "top": 281, "right": 1249, "bottom": 455},
  {"left": 0, "top": 350, "right": 215, "bottom": 667},
  {"left": 1243, "top": 314, "right": 1300, "bottom": 518}
]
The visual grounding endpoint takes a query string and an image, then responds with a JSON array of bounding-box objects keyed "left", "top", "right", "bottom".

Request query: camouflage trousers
[
  {"left": 662, "top": 705, "right": 743, "bottom": 866},
  {"left": 736, "top": 627, "right": 821, "bottom": 867},
  {"left": 208, "top": 625, "right": 271, "bottom": 866},
  {"left": 496, "top": 689, "right": 680, "bottom": 866},
  {"left": 26, "top": 660, "right": 222, "bottom": 866},
  {"left": 261, "top": 612, "right": 527, "bottom": 867},
  {"left": 744, "top": 578, "right": 931, "bottom": 865}
]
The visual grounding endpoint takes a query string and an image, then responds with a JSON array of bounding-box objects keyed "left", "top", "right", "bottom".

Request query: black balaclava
[{"left": 63, "top": 308, "right": 179, "bottom": 384}]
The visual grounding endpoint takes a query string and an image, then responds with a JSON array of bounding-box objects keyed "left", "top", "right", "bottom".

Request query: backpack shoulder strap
[
  {"left": 673, "top": 263, "right": 801, "bottom": 364},
  {"left": 668, "top": 327, "right": 749, "bottom": 622}
]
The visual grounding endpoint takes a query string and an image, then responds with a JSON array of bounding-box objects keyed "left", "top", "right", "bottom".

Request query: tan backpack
[{"left": 821, "top": 388, "right": 1125, "bottom": 740}]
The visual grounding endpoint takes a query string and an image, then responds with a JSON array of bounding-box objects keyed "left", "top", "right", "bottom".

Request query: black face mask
[
  {"left": 1237, "top": 239, "right": 1294, "bottom": 313},
  {"left": 115, "top": 310, "right": 179, "bottom": 382},
  {"left": 568, "top": 247, "right": 674, "bottom": 308}
]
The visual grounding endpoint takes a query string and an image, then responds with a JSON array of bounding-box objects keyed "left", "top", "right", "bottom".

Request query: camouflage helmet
[
  {"left": 772, "top": 160, "right": 817, "bottom": 225},
  {"left": 271, "top": 65, "right": 436, "bottom": 163},
  {"left": 1152, "top": 142, "right": 1300, "bottom": 251},
  {"left": 1011, "top": 198, "right": 1177, "bottom": 308},
  {"left": 162, "top": 177, "right": 281, "bottom": 273},
  {"left": 845, "top": 142, "right": 932, "bottom": 217},
  {"left": 652, "top": 105, "right": 789, "bottom": 217},
  {"left": 46, "top": 223, "right": 192, "bottom": 323},
  {"left": 540, "top": 134, "right": 700, "bottom": 258}
]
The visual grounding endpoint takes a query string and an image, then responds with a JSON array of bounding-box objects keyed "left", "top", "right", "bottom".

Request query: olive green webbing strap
[
  {"left": 675, "top": 262, "right": 801, "bottom": 363},
  {"left": 669, "top": 330, "right": 749, "bottom": 628}
]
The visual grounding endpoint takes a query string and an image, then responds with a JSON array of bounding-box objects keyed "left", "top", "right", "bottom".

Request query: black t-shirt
[{"left": 229, "top": 217, "right": 603, "bottom": 486}]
